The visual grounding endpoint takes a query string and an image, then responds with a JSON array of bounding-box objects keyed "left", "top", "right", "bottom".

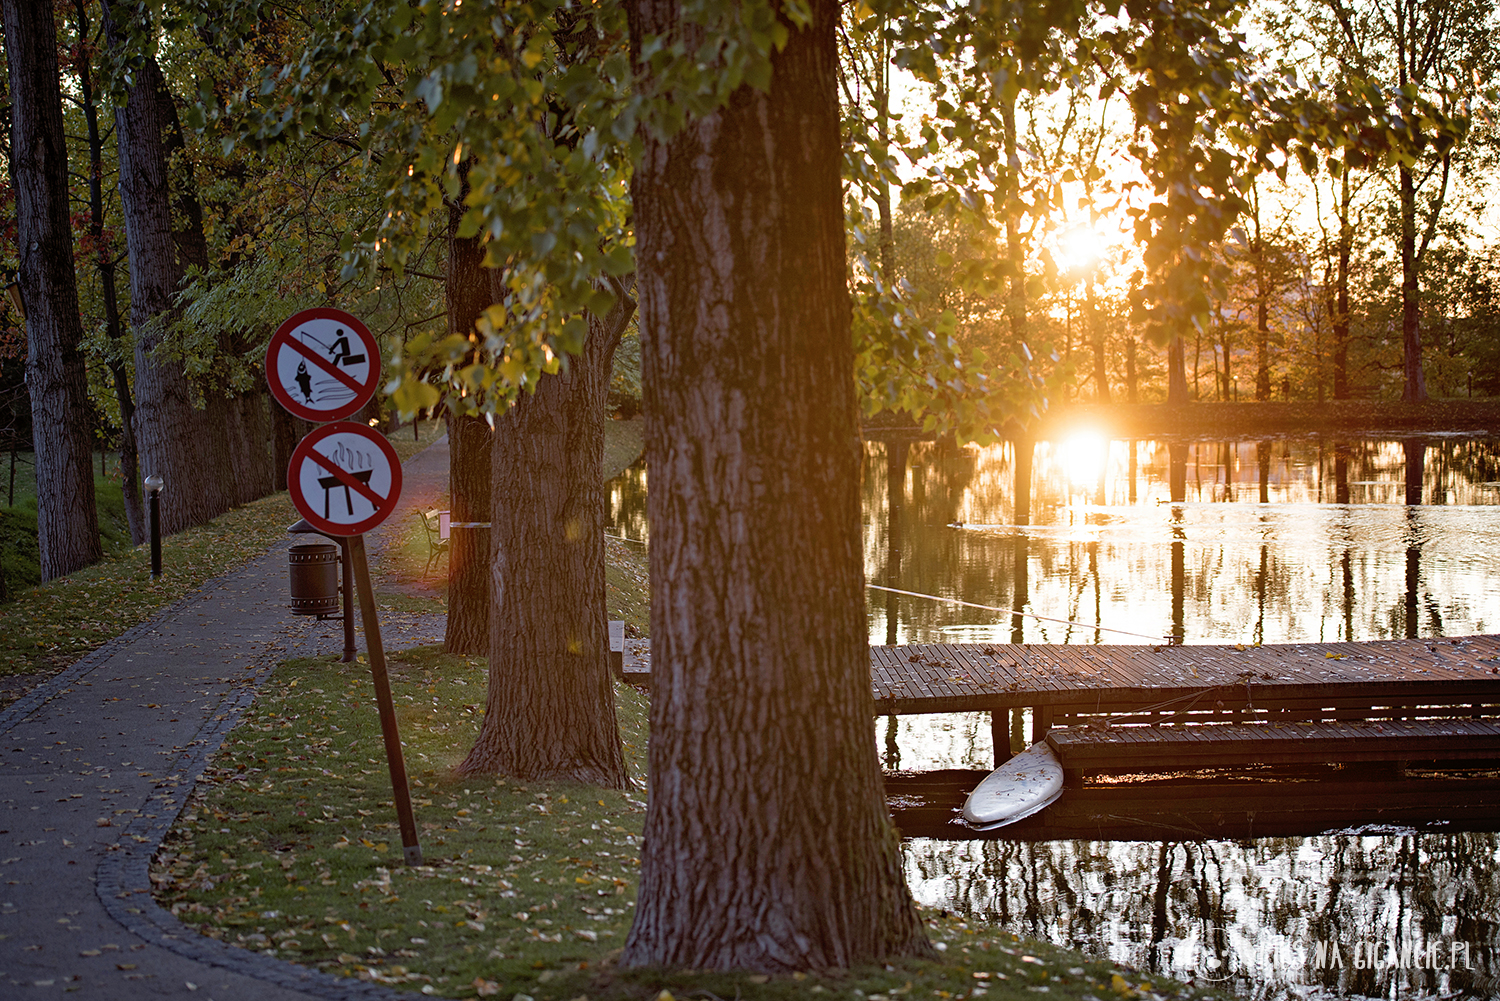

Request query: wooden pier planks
[
  {"left": 622, "top": 634, "right": 1500, "bottom": 721},
  {"left": 869, "top": 634, "right": 1500, "bottom": 718}
]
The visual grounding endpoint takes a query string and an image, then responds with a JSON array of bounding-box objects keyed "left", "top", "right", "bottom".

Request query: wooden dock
[
  {"left": 625, "top": 634, "right": 1500, "bottom": 723},
  {"left": 869, "top": 634, "right": 1500, "bottom": 740},
  {"left": 622, "top": 633, "right": 1500, "bottom": 772}
]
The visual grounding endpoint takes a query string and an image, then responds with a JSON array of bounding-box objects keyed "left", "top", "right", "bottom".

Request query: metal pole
[
  {"left": 348, "top": 534, "right": 422, "bottom": 866},
  {"left": 149, "top": 491, "right": 161, "bottom": 578},
  {"left": 340, "top": 538, "right": 356, "bottom": 663}
]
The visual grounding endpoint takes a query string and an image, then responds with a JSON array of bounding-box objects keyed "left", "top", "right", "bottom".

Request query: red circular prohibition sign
[
  {"left": 266, "top": 307, "right": 381, "bottom": 423},
  {"left": 287, "top": 422, "right": 403, "bottom": 537}
]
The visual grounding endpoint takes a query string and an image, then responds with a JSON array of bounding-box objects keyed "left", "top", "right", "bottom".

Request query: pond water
[{"left": 606, "top": 431, "right": 1500, "bottom": 1000}]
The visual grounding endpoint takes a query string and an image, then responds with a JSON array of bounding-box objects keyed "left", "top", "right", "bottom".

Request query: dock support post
[
  {"left": 1031, "top": 705, "right": 1053, "bottom": 744},
  {"left": 990, "top": 711, "right": 1008, "bottom": 767}
]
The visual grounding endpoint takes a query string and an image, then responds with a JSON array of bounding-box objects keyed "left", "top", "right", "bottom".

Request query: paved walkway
[{"left": 0, "top": 435, "right": 451, "bottom": 1000}]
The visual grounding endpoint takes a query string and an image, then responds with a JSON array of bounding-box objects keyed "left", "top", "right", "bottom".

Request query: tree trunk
[
  {"left": 1088, "top": 286, "right": 1109, "bottom": 402},
  {"left": 225, "top": 391, "right": 275, "bottom": 504},
  {"left": 619, "top": 0, "right": 931, "bottom": 971},
  {"left": 444, "top": 170, "right": 494, "bottom": 656},
  {"left": 271, "top": 406, "right": 310, "bottom": 492},
  {"left": 1167, "top": 334, "right": 1189, "bottom": 404},
  {"left": 445, "top": 413, "right": 492, "bottom": 654},
  {"left": 72, "top": 0, "right": 144, "bottom": 545},
  {"left": 4, "top": 0, "right": 102, "bottom": 580},
  {"left": 1399, "top": 163, "right": 1427, "bottom": 402},
  {"left": 457, "top": 280, "right": 633, "bottom": 785},
  {"left": 1255, "top": 267, "right": 1270, "bottom": 401},
  {"left": 106, "top": 3, "right": 235, "bottom": 533},
  {"left": 1333, "top": 166, "right": 1352, "bottom": 399},
  {"left": 1001, "top": 95, "right": 1027, "bottom": 345}
]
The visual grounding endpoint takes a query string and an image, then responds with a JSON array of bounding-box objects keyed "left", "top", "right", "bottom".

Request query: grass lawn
[{"left": 152, "top": 648, "right": 1229, "bottom": 1001}]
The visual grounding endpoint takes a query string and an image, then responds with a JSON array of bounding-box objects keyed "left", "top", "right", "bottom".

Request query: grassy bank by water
[{"left": 153, "top": 646, "right": 1229, "bottom": 1001}]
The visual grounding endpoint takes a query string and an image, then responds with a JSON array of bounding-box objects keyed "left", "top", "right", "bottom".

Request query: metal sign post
[{"left": 348, "top": 534, "right": 423, "bottom": 866}]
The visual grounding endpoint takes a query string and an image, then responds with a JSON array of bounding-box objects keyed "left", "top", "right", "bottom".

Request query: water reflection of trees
[
  {"left": 607, "top": 457, "right": 649, "bottom": 543},
  {"left": 863, "top": 437, "right": 1500, "bottom": 645},
  {"left": 905, "top": 833, "right": 1498, "bottom": 1000}
]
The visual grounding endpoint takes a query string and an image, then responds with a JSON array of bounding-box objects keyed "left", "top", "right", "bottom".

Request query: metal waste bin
[{"left": 288, "top": 543, "right": 340, "bottom": 616}]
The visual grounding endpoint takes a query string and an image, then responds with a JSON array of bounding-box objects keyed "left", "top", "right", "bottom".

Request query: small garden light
[{"left": 144, "top": 474, "right": 164, "bottom": 578}]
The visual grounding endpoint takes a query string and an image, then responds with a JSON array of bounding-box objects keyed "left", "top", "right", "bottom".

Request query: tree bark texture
[
  {"left": 4, "top": 0, "right": 102, "bottom": 580},
  {"left": 456, "top": 283, "right": 633, "bottom": 786},
  {"left": 445, "top": 412, "right": 493, "bottom": 654},
  {"left": 72, "top": 0, "right": 144, "bottom": 545},
  {"left": 106, "top": 3, "right": 236, "bottom": 533},
  {"left": 225, "top": 391, "right": 275, "bottom": 504},
  {"left": 1167, "top": 334, "right": 1188, "bottom": 404},
  {"left": 444, "top": 177, "right": 495, "bottom": 656},
  {"left": 619, "top": 0, "right": 931, "bottom": 972},
  {"left": 1399, "top": 163, "right": 1427, "bottom": 402},
  {"left": 1333, "top": 167, "right": 1352, "bottom": 400},
  {"left": 1001, "top": 95, "right": 1027, "bottom": 346},
  {"left": 1088, "top": 288, "right": 1109, "bottom": 402},
  {"left": 1254, "top": 255, "right": 1271, "bottom": 401}
]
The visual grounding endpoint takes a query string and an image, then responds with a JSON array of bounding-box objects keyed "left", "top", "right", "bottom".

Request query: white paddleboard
[{"left": 961, "top": 741, "right": 1065, "bottom": 831}]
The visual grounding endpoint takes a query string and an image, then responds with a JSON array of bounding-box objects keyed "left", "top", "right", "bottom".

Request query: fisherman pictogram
[
  {"left": 328, "top": 328, "right": 366, "bottom": 368},
  {"left": 267, "top": 308, "right": 381, "bottom": 424}
]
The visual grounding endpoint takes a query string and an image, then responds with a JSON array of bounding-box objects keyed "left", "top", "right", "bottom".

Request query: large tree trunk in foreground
[
  {"left": 456, "top": 281, "right": 633, "bottom": 784},
  {"left": 619, "top": 0, "right": 930, "bottom": 972},
  {"left": 444, "top": 175, "right": 494, "bottom": 656},
  {"left": 5, "top": 0, "right": 102, "bottom": 580},
  {"left": 106, "top": 3, "right": 235, "bottom": 533}
]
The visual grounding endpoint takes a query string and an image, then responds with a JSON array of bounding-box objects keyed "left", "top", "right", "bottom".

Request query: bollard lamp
[{"left": 144, "top": 475, "right": 164, "bottom": 578}]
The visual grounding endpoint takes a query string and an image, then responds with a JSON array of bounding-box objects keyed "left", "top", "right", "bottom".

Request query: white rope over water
[
  {"left": 604, "top": 532, "right": 648, "bottom": 545},
  {"left": 866, "top": 583, "right": 1171, "bottom": 643},
  {"left": 600, "top": 530, "right": 1168, "bottom": 642}
]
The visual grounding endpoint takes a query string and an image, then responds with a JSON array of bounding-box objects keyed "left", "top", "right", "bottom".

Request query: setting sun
[{"left": 1059, "top": 430, "right": 1109, "bottom": 488}]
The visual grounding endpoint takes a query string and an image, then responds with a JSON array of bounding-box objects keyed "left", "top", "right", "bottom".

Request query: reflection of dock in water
[{"left": 885, "top": 767, "right": 1500, "bottom": 841}]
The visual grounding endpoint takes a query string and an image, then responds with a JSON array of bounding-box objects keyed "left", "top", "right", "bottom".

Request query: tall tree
[
  {"left": 457, "top": 277, "right": 633, "bottom": 785},
  {"left": 4, "top": 0, "right": 102, "bottom": 579},
  {"left": 69, "top": 0, "right": 145, "bottom": 546},
  {"left": 1325, "top": 0, "right": 1500, "bottom": 402},
  {"left": 619, "top": 0, "right": 931, "bottom": 970},
  {"left": 103, "top": 1, "right": 237, "bottom": 533},
  {"left": 443, "top": 163, "right": 494, "bottom": 657}
]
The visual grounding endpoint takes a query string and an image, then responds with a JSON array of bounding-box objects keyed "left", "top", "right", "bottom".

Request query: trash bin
[{"left": 288, "top": 543, "right": 340, "bottom": 616}]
